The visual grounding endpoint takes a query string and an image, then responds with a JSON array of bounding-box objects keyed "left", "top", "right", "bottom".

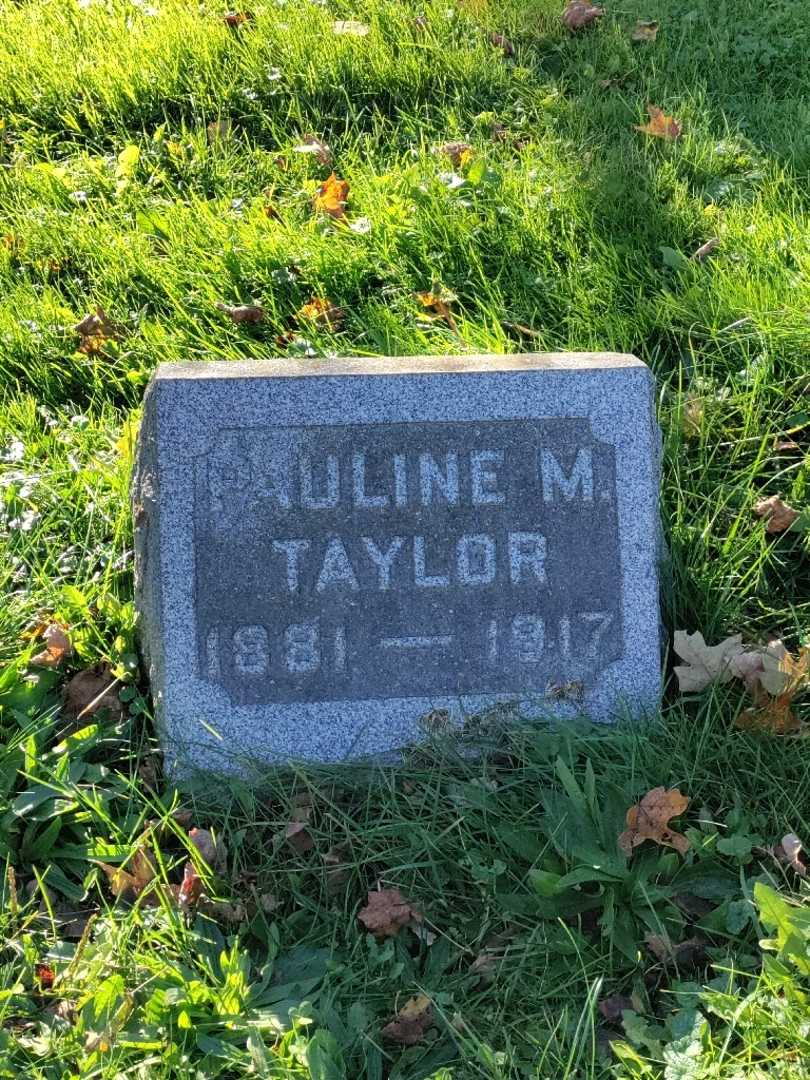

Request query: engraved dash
[{"left": 379, "top": 635, "right": 453, "bottom": 649}]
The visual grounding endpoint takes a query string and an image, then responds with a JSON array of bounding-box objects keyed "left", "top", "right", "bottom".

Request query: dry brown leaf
[
  {"left": 282, "top": 819, "right": 315, "bottom": 853},
  {"left": 223, "top": 10, "right": 252, "bottom": 27},
  {"left": 645, "top": 933, "right": 707, "bottom": 969},
  {"left": 207, "top": 119, "right": 232, "bottom": 144},
  {"left": 776, "top": 833, "right": 809, "bottom": 875},
  {"left": 381, "top": 994, "right": 433, "bottom": 1045},
  {"left": 177, "top": 862, "right": 204, "bottom": 908},
  {"left": 189, "top": 827, "right": 227, "bottom": 873},
  {"left": 561, "top": 0, "right": 604, "bottom": 30},
  {"left": 631, "top": 19, "right": 659, "bottom": 41},
  {"left": 598, "top": 995, "right": 634, "bottom": 1022},
  {"left": 332, "top": 19, "right": 369, "bottom": 35},
  {"left": 417, "top": 291, "right": 458, "bottom": 333},
  {"left": 635, "top": 105, "right": 681, "bottom": 141},
  {"left": 323, "top": 843, "right": 351, "bottom": 891},
  {"left": 74, "top": 307, "right": 123, "bottom": 355},
  {"left": 63, "top": 663, "right": 123, "bottom": 722},
  {"left": 358, "top": 887, "right": 422, "bottom": 938},
  {"left": 692, "top": 237, "right": 720, "bottom": 260},
  {"left": 736, "top": 691, "right": 801, "bottom": 735},
  {"left": 296, "top": 297, "right": 344, "bottom": 329},
  {"left": 673, "top": 630, "right": 745, "bottom": 692},
  {"left": 435, "top": 141, "right": 473, "bottom": 168},
  {"left": 215, "top": 301, "right": 265, "bottom": 324},
  {"left": 313, "top": 172, "right": 349, "bottom": 219},
  {"left": 31, "top": 623, "right": 72, "bottom": 668},
  {"left": 681, "top": 394, "right": 705, "bottom": 439},
  {"left": 489, "top": 32, "right": 515, "bottom": 56},
  {"left": 754, "top": 495, "right": 800, "bottom": 534},
  {"left": 756, "top": 642, "right": 810, "bottom": 697},
  {"left": 294, "top": 135, "right": 332, "bottom": 167},
  {"left": 618, "top": 787, "right": 690, "bottom": 857},
  {"left": 98, "top": 846, "right": 156, "bottom": 902}
]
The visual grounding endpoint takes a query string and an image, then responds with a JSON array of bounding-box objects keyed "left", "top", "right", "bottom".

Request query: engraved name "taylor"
[{"left": 214, "top": 446, "right": 596, "bottom": 510}]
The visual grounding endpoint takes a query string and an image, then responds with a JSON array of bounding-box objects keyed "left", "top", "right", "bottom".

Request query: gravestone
[{"left": 133, "top": 354, "right": 662, "bottom": 773}]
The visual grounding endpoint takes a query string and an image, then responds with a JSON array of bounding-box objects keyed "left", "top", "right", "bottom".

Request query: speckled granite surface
[{"left": 132, "top": 353, "right": 662, "bottom": 776}]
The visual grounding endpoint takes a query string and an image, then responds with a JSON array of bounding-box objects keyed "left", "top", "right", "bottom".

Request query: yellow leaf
[{"left": 313, "top": 173, "right": 349, "bottom": 219}]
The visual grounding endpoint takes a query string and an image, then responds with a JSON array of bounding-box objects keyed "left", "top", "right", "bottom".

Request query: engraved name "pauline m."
[{"left": 194, "top": 417, "right": 623, "bottom": 705}]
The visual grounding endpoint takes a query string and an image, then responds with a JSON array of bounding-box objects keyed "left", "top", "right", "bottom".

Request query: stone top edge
[{"left": 154, "top": 352, "right": 646, "bottom": 381}]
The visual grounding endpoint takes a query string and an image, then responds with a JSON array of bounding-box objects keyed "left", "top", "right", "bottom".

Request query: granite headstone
[{"left": 132, "top": 354, "right": 661, "bottom": 773}]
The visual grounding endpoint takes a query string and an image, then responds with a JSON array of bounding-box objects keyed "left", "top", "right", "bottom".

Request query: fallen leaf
[
  {"left": 645, "top": 933, "right": 707, "bottom": 969},
  {"left": 619, "top": 787, "right": 690, "bottom": 857},
  {"left": 754, "top": 495, "right": 800, "bottom": 534},
  {"left": 294, "top": 135, "right": 332, "bottom": 167},
  {"left": 74, "top": 307, "right": 123, "bottom": 355},
  {"left": 673, "top": 630, "right": 745, "bottom": 691},
  {"left": 435, "top": 141, "right": 473, "bottom": 168},
  {"left": 332, "top": 19, "right": 369, "bottom": 35},
  {"left": 358, "top": 887, "right": 422, "bottom": 938},
  {"left": 736, "top": 691, "right": 801, "bottom": 735},
  {"left": 177, "top": 862, "right": 203, "bottom": 908},
  {"left": 561, "top": 0, "right": 604, "bottom": 30},
  {"left": 631, "top": 19, "right": 659, "bottom": 41},
  {"left": 774, "top": 437, "right": 801, "bottom": 452},
  {"left": 417, "top": 290, "right": 458, "bottom": 333},
  {"left": 281, "top": 819, "right": 315, "bottom": 853},
  {"left": 635, "top": 105, "right": 681, "bottom": 141},
  {"left": 34, "top": 963, "right": 55, "bottom": 990},
  {"left": 296, "top": 297, "right": 344, "bottom": 329},
  {"left": 774, "top": 833, "right": 808, "bottom": 876},
  {"left": 189, "top": 827, "right": 227, "bottom": 873},
  {"left": 215, "top": 301, "right": 265, "bottom": 324},
  {"left": 207, "top": 119, "right": 232, "bottom": 144},
  {"left": 681, "top": 394, "right": 705, "bottom": 439},
  {"left": 63, "top": 663, "right": 123, "bottom": 721},
  {"left": 313, "top": 172, "right": 349, "bottom": 219},
  {"left": 692, "top": 237, "right": 720, "bottom": 260},
  {"left": 756, "top": 642, "right": 810, "bottom": 697},
  {"left": 489, "top": 32, "right": 514, "bottom": 55},
  {"left": 323, "top": 843, "right": 351, "bottom": 891},
  {"left": 598, "top": 995, "right": 634, "bottom": 1022},
  {"left": 98, "top": 846, "right": 156, "bottom": 902},
  {"left": 223, "top": 10, "right": 251, "bottom": 27},
  {"left": 381, "top": 994, "right": 433, "bottom": 1045},
  {"left": 31, "top": 623, "right": 72, "bottom": 668}
]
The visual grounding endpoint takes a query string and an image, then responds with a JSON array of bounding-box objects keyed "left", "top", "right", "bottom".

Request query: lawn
[{"left": 1, "top": 0, "right": 810, "bottom": 1075}]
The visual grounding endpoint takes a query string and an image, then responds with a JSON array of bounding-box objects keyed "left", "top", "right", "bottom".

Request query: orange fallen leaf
[
  {"left": 417, "top": 290, "right": 458, "bottom": 333},
  {"left": 754, "top": 495, "right": 800, "bottom": 534},
  {"left": 631, "top": 19, "right": 659, "bottom": 41},
  {"left": 31, "top": 623, "right": 72, "bottom": 668},
  {"left": 619, "top": 787, "right": 690, "bottom": 857},
  {"left": 296, "top": 297, "right": 344, "bottom": 329},
  {"left": 737, "top": 693, "right": 800, "bottom": 735},
  {"left": 34, "top": 963, "right": 55, "bottom": 990},
  {"left": 358, "top": 887, "right": 422, "bottom": 938},
  {"left": 313, "top": 172, "right": 349, "bottom": 219},
  {"left": 381, "top": 994, "right": 433, "bottom": 1045},
  {"left": 561, "top": 0, "right": 604, "bottom": 30},
  {"left": 74, "top": 307, "right": 123, "bottom": 355},
  {"left": 635, "top": 105, "right": 681, "bottom": 140},
  {"left": 215, "top": 301, "right": 265, "bottom": 324},
  {"left": 435, "top": 141, "right": 473, "bottom": 168},
  {"left": 223, "top": 10, "right": 252, "bottom": 27}
]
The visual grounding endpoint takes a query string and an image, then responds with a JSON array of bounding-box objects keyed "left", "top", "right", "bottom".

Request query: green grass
[{"left": 1, "top": 0, "right": 810, "bottom": 1075}]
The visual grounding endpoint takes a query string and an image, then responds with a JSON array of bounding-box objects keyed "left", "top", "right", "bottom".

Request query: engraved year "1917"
[{"left": 204, "top": 611, "right": 613, "bottom": 682}]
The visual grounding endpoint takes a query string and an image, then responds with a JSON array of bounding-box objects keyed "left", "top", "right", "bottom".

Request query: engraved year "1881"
[{"left": 204, "top": 611, "right": 613, "bottom": 681}]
